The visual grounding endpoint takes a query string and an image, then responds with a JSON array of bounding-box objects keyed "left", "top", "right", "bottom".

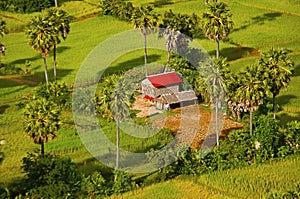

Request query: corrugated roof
[
  {"left": 162, "top": 90, "right": 198, "bottom": 104},
  {"left": 147, "top": 72, "right": 182, "bottom": 88}
]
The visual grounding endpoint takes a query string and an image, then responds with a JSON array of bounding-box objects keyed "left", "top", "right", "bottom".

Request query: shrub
[
  {"left": 112, "top": 170, "right": 135, "bottom": 194},
  {"left": 99, "top": 0, "right": 134, "bottom": 22},
  {"left": 83, "top": 171, "right": 110, "bottom": 198},
  {"left": 34, "top": 82, "right": 72, "bottom": 110},
  {"left": 251, "top": 115, "right": 285, "bottom": 162},
  {"left": 0, "top": 0, "right": 54, "bottom": 13},
  {"left": 21, "top": 153, "right": 82, "bottom": 198}
]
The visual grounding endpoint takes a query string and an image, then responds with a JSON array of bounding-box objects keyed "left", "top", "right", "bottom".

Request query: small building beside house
[{"left": 141, "top": 72, "right": 197, "bottom": 109}]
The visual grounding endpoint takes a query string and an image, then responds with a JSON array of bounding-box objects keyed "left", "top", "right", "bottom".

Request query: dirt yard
[{"left": 131, "top": 96, "right": 243, "bottom": 149}]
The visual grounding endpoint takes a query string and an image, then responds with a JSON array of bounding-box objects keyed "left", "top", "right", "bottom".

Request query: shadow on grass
[
  {"left": 76, "top": 157, "right": 114, "bottom": 179},
  {"left": 277, "top": 94, "right": 297, "bottom": 107},
  {"left": 100, "top": 54, "right": 162, "bottom": 77},
  {"left": 215, "top": 46, "right": 259, "bottom": 61},
  {"left": 150, "top": 0, "right": 174, "bottom": 7},
  {"left": 278, "top": 112, "right": 300, "bottom": 125},
  {"left": 0, "top": 104, "right": 9, "bottom": 114},
  {"left": 232, "top": 12, "right": 282, "bottom": 33},
  {"left": 8, "top": 46, "right": 71, "bottom": 67}
]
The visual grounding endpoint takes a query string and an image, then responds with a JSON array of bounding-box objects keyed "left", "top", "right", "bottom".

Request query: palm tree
[
  {"left": 158, "top": 28, "right": 190, "bottom": 72},
  {"left": 110, "top": 78, "right": 132, "bottom": 176},
  {"left": 199, "top": 57, "right": 228, "bottom": 146},
  {"left": 202, "top": 2, "right": 233, "bottom": 58},
  {"left": 236, "top": 65, "right": 269, "bottom": 135},
  {"left": 23, "top": 98, "right": 60, "bottom": 155},
  {"left": 47, "top": 8, "right": 71, "bottom": 81},
  {"left": 26, "top": 15, "right": 55, "bottom": 83},
  {"left": 259, "top": 48, "right": 294, "bottom": 119},
  {"left": 132, "top": 6, "right": 158, "bottom": 76}
]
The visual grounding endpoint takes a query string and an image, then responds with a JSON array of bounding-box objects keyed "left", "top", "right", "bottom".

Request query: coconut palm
[
  {"left": 26, "top": 15, "right": 55, "bottom": 83},
  {"left": 259, "top": 48, "right": 294, "bottom": 119},
  {"left": 110, "top": 78, "right": 132, "bottom": 175},
  {"left": 202, "top": 2, "right": 233, "bottom": 58},
  {"left": 23, "top": 98, "right": 60, "bottom": 155},
  {"left": 47, "top": 8, "right": 71, "bottom": 81},
  {"left": 236, "top": 65, "right": 269, "bottom": 135},
  {"left": 132, "top": 5, "right": 158, "bottom": 76}
]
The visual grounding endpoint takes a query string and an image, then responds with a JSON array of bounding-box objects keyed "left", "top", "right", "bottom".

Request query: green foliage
[
  {"left": 112, "top": 170, "right": 134, "bottom": 194},
  {"left": 34, "top": 82, "right": 72, "bottom": 109},
  {"left": 83, "top": 171, "right": 110, "bottom": 198},
  {"left": 0, "top": 0, "right": 54, "bottom": 13},
  {"left": 23, "top": 98, "right": 60, "bottom": 155},
  {"left": 252, "top": 115, "right": 285, "bottom": 162},
  {"left": 268, "top": 184, "right": 300, "bottom": 199},
  {"left": 160, "top": 9, "right": 201, "bottom": 39},
  {"left": 99, "top": 0, "right": 135, "bottom": 22},
  {"left": 21, "top": 153, "right": 82, "bottom": 198}
]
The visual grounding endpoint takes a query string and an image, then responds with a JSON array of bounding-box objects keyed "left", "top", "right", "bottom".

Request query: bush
[
  {"left": 34, "top": 82, "right": 72, "bottom": 110},
  {"left": 0, "top": 0, "right": 54, "bottom": 13},
  {"left": 83, "top": 171, "right": 110, "bottom": 198},
  {"left": 252, "top": 115, "right": 285, "bottom": 163},
  {"left": 21, "top": 153, "right": 82, "bottom": 198},
  {"left": 112, "top": 170, "right": 135, "bottom": 194},
  {"left": 99, "top": 0, "right": 134, "bottom": 22}
]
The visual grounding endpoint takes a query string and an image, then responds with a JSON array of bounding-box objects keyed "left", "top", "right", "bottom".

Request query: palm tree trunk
[
  {"left": 250, "top": 108, "right": 253, "bottom": 136},
  {"left": 216, "top": 39, "right": 220, "bottom": 58},
  {"left": 215, "top": 101, "right": 219, "bottom": 146},
  {"left": 163, "top": 50, "right": 170, "bottom": 73},
  {"left": 54, "top": 0, "right": 58, "bottom": 7},
  {"left": 143, "top": 33, "right": 148, "bottom": 76},
  {"left": 53, "top": 44, "right": 57, "bottom": 81},
  {"left": 273, "top": 92, "right": 276, "bottom": 119},
  {"left": 43, "top": 57, "right": 49, "bottom": 83},
  {"left": 41, "top": 142, "right": 45, "bottom": 156},
  {"left": 116, "top": 119, "right": 120, "bottom": 171}
]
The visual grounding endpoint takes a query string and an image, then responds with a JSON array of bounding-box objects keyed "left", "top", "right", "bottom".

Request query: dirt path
[{"left": 0, "top": 76, "right": 38, "bottom": 85}]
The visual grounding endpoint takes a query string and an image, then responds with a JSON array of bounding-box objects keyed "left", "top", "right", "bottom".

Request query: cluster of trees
[
  {"left": 23, "top": 82, "right": 71, "bottom": 156},
  {"left": 0, "top": 153, "right": 134, "bottom": 198},
  {"left": 25, "top": 8, "right": 72, "bottom": 82},
  {"left": 0, "top": 0, "right": 54, "bottom": 13},
  {"left": 147, "top": 115, "right": 300, "bottom": 182}
]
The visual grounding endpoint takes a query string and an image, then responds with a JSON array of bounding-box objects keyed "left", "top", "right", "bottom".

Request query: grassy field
[
  {"left": 0, "top": 0, "right": 299, "bottom": 190},
  {"left": 109, "top": 155, "right": 300, "bottom": 199}
]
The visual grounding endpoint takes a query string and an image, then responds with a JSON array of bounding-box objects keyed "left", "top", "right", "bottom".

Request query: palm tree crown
[{"left": 202, "top": 2, "right": 233, "bottom": 58}]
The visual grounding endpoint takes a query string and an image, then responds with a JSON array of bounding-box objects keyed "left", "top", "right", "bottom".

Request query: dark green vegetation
[{"left": 0, "top": 0, "right": 300, "bottom": 198}]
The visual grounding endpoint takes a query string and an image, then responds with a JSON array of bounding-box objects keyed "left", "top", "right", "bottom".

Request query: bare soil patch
[{"left": 131, "top": 97, "right": 243, "bottom": 149}]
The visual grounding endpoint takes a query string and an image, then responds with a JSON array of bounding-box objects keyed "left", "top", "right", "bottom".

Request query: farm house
[{"left": 141, "top": 72, "right": 197, "bottom": 109}]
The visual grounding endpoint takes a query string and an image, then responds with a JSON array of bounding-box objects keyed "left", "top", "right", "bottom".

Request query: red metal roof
[{"left": 147, "top": 72, "right": 182, "bottom": 88}]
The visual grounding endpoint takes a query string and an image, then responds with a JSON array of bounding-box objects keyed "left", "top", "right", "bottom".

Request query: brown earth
[{"left": 131, "top": 96, "right": 244, "bottom": 149}]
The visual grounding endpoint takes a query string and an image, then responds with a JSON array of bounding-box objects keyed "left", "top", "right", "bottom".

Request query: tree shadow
[
  {"left": 0, "top": 104, "right": 9, "bottom": 114},
  {"left": 276, "top": 94, "right": 297, "bottom": 107},
  {"left": 8, "top": 54, "right": 41, "bottom": 66},
  {"left": 278, "top": 112, "right": 300, "bottom": 125},
  {"left": 99, "top": 54, "right": 162, "bottom": 77},
  {"left": 293, "top": 62, "right": 300, "bottom": 77},
  {"left": 8, "top": 46, "right": 71, "bottom": 67},
  {"left": 232, "top": 12, "right": 282, "bottom": 33},
  {"left": 215, "top": 46, "right": 259, "bottom": 61},
  {"left": 149, "top": 0, "right": 174, "bottom": 7}
]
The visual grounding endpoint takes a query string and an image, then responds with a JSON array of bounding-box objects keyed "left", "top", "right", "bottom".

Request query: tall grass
[{"left": 110, "top": 156, "right": 300, "bottom": 199}]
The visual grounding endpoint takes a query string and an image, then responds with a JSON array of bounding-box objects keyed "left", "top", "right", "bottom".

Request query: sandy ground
[{"left": 131, "top": 96, "right": 244, "bottom": 149}]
